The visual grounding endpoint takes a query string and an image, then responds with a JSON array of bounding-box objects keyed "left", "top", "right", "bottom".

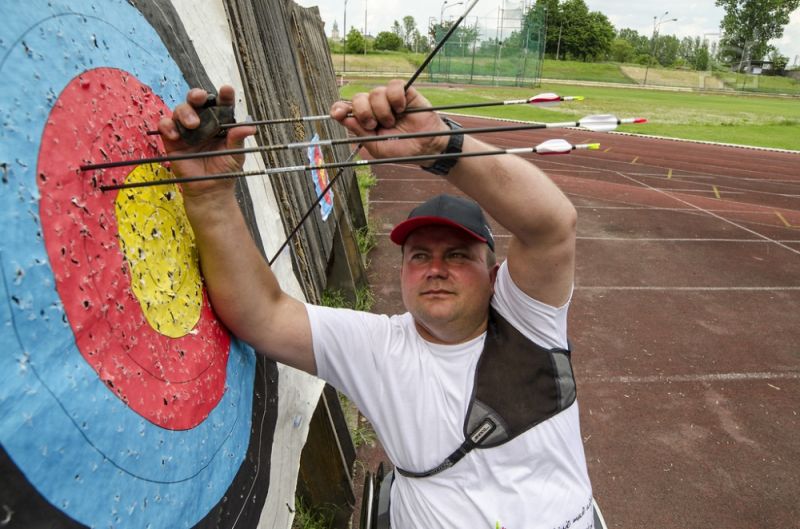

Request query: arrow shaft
[
  {"left": 269, "top": 0, "right": 480, "bottom": 265},
  {"left": 215, "top": 100, "right": 510, "bottom": 130},
  {"left": 100, "top": 142, "right": 595, "bottom": 192},
  {"left": 218, "top": 95, "right": 577, "bottom": 130},
  {"left": 100, "top": 149, "right": 508, "bottom": 191},
  {"left": 85, "top": 117, "right": 630, "bottom": 171}
]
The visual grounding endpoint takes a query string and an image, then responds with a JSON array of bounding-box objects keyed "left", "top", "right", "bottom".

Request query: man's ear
[{"left": 489, "top": 263, "right": 500, "bottom": 289}]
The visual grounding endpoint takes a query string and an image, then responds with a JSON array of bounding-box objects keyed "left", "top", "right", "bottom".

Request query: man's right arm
[
  {"left": 160, "top": 86, "right": 316, "bottom": 375},
  {"left": 182, "top": 188, "right": 316, "bottom": 374}
]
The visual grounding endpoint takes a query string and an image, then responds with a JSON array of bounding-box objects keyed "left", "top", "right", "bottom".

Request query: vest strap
[{"left": 397, "top": 307, "right": 577, "bottom": 479}]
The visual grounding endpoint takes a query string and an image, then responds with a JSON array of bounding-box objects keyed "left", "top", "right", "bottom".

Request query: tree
[
  {"left": 429, "top": 21, "right": 479, "bottom": 56},
  {"left": 552, "top": 0, "right": 614, "bottom": 61},
  {"left": 654, "top": 34, "right": 680, "bottom": 66},
  {"left": 678, "top": 36, "right": 712, "bottom": 70},
  {"left": 610, "top": 38, "right": 636, "bottom": 63},
  {"left": 534, "top": 0, "right": 562, "bottom": 56},
  {"left": 504, "top": 4, "right": 548, "bottom": 53},
  {"left": 768, "top": 49, "right": 790, "bottom": 73},
  {"left": 345, "top": 27, "right": 366, "bottom": 54},
  {"left": 402, "top": 16, "right": 417, "bottom": 48},
  {"left": 617, "top": 28, "right": 650, "bottom": 57},
  {"left": 694, "top": 41, "right": 711, "bottom": 71},
  {"left": 374, "top": 31, "right": 404, "bottom": 51},
  {"left": 582, "top": 11, "right": 615, "bottom": 60},
  {"left": 534, "top": 0, "right": 616, "bottom": 60},
  {"left": 716, "top": 0, "right": 800, "bottom": 66},
  {"left": 411, "top": 29, "right": 431, "bottom": 53},
  {"left": 391, "top": 20, "right": 403, "bottom": 39}
]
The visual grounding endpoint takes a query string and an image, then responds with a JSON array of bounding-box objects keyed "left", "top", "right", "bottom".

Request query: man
[{"left": 159, "top": 79, "right": 592, "bottom": 528}]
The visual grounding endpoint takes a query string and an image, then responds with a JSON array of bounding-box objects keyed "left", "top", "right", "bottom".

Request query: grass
[
  {"left": 355, "top": 164, "right": 377, "bottom": 209},
  {"left": 620, "top": 65, "right": 725, "bottom": 89},
  {"left": 541, "top": 60, "right": 636, "bottom": 84},
  {"left": 291, "top": 497, "right": 335, "bottom": 529},
  {"left": 338, "top": 392, "right": 377, "bottom": 449},
  {"left": 356, "top": 222, "right": 377, "bottom": 259},
  {"left": 715, "top": 71, "right": 800, "bottom": 94},
  {"left": 321, "top": 284, "right": 374, "bottom": 312},
  {"left": 335, "top": 54, "right": 637, "bottom": 84},
  {"left": 340, "top": 81, "right": 800, "bottom": 151},
  {"left": 332, "top": 51, "right": 423, "bottom": 73},
  {"left": 334, "top": 51, "right": 800, "bottom": 96}
]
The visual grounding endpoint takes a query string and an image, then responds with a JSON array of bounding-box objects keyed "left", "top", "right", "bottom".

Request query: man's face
[{"left": 400, "top": 225, "right": 498, "bottom": 344}]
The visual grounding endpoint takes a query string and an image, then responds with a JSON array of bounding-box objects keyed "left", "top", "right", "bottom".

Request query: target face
[
  {"left": 39, "top": 67, "right": 230, "bottom": 430},
  {"left": 0, "top": 2, "right": 265, "bottom": 527}
]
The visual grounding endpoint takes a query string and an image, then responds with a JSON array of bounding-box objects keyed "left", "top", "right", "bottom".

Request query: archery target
[{"left": 0, "top": 1, "right": 259, "bottom": 527}]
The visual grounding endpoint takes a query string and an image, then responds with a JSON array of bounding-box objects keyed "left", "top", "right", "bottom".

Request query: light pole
[
  {"left": 440, "top": 0, "right": 464, "bottom": 23},
  {"left": 364, "top": 0, "right": 368, "bottom": 56},
  {"left": 342, "top": 0, "right": 348, "bottom": 84},
  {"left": 555, "top": 19, "right": 567, "bottom": 61},
  {"left": 643, "top": 11, "right": 677, "bottom": 85}
]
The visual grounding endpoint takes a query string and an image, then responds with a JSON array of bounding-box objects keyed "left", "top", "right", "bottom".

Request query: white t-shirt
[{"left": 307, "top": 262, "right": 593, "bottom": 529}]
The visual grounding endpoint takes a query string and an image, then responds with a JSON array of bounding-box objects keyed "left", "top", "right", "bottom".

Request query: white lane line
[
  {"left": 574, "top": 237, "right": 800, "bottom": 242},
  {"left": 571, "top": 205, "right": 781, "bottom": 213},
  {"left": 583, "top": 372, "right": 800, "bottom": 384},
  {"left": 374, "top": 202, "right": 785, "bottom": 215},
  {"left": 610, "top": 171, "right": 800, "bottom": 256},
  {"left": 576, "top": 286, "right": 800, "bottom": 291},
  {"left": 377, "top": 231, "right": 800, "bottom": 244}
]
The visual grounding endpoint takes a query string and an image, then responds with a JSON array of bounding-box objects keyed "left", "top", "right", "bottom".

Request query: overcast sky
[{"left": 294, "top": 0, "right": 800, "bottom": 66}]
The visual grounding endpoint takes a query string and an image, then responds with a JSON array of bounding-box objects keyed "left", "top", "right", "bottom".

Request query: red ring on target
[{"left": 38, "top": 68, "right": 229, "bottom": 430}]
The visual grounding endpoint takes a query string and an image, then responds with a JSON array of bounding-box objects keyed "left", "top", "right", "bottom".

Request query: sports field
[
  {"left": 357, "top": 114, "right": 800, "bottom": 528},
  {"left": 340, "top": 81, "right": 800, "bottom": 151}
]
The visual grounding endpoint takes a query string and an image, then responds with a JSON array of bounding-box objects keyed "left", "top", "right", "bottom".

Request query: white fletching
[
  {"left": 534, "top": 139, "right": 573, "bottom": 154},
  {"left": 529, "top": 92, "right": 561, "bottom": 108},
  {"left": 578, "top": 114, "right": 619, "bottom": 132}
]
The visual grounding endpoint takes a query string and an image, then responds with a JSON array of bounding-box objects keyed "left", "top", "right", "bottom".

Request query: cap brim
[{"left": 390, "top": 216, "right": 489, "bottom": 247}]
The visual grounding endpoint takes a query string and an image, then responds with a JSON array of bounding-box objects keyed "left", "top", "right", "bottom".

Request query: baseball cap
[{"left": 390, "top": 194, "right": 495, "bottom": 251}]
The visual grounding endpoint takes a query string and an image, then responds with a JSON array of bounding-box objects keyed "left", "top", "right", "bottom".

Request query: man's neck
[{"left": 413, "top": 317, "right": 488, "bottom": 345}]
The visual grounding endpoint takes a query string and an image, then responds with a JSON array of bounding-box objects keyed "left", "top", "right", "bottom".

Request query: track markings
[
  {"left": 667, "top": 168, "right": 672, "bottom": 179},
  {"left": 775, "top": 212, "right": 793, "bottom": 227},
  {"left": 604, "top": 147, "right": 612, "bottom": 153},
  {"left": 607, "top": 170, "right": 800, "bottom": 256},
  {"left": 577, "top": 286, "right": 800, "bottom": 291},
  {"left": 712, "top": 185, "right": 721, "bottom": 199},
  {"left": 583, "top": 371, "right": 800, "bottom": 385},
  {"left": 631, "top": 156, "right": 639, "bottom": 164}
]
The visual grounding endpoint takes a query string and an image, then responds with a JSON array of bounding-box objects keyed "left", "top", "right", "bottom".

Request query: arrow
[
  {"left": 143, "top": 93, "right": 584, "bottom": 136},
  {"left": 82, "top": 115, "right": 644, "bottom": 171},
  {"left": 268, "top": 0, "right": 480, "bottom": 264},
  {"left": 99, "top": 140, "right": 601, "bottom": 192}
]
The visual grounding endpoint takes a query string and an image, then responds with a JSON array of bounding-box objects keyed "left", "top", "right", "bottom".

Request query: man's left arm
[
  {"left": 331, "top": 80, "right": 576, "bottom": 306},
  {"left": 444, "top": 135, "right": 577, "bottom": 307}
]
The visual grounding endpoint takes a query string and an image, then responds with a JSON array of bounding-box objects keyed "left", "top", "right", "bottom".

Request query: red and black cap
[{"left": 390, "top": 194, "right": 495, "bottom": 251}]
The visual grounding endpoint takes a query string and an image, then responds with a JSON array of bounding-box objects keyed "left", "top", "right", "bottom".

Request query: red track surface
[{"left": 356, "top": 114, "right": 800, "bottom": 528}]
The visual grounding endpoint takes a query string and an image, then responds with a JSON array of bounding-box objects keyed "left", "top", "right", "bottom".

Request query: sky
[{"left": 293, "top": 0, "right": 800, "bottom": 67}]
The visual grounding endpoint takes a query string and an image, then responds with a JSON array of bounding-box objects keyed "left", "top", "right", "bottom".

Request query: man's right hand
[
  {"left": 329, "top": 79, "right": 449, "bottom": 161},
  {"left": 157, "top": 85, "right": 256, "bottom": 199}
]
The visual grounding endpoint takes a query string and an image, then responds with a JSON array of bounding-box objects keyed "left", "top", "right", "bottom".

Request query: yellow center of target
[{"left": 115, "top": 164, "right": 202, "bottom": 338}]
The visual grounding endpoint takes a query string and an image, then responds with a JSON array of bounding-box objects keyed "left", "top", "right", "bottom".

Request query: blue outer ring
[{"left": 0, "top": 2, "right": 256, "bottom": 527}]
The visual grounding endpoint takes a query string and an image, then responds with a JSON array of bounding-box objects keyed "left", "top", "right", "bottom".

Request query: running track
[{"left": 361, "top": 114, "right": 800, "bottom": 529}]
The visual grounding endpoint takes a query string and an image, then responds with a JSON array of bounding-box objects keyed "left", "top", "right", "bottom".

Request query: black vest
[{"left": 397, "top": 306, "right": 577, "bottom": 478}]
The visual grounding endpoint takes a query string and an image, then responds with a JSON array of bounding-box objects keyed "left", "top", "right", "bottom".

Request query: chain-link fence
[{"left": 426, "top": 0, "right": 545, "bottom": 87}]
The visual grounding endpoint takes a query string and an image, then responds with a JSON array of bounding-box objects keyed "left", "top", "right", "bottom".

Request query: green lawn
[
  {"left": 340, "top": 82, "right": 800, "bottom": 151},
  {"left": 540, "top": 60, "right": 636, "bottom": 84},
  {"left": 715, "top": 71, "right": 800, "bottom": 95},
  {"left": 332, "top": 51, "right": 423, "bottom": 73}
]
